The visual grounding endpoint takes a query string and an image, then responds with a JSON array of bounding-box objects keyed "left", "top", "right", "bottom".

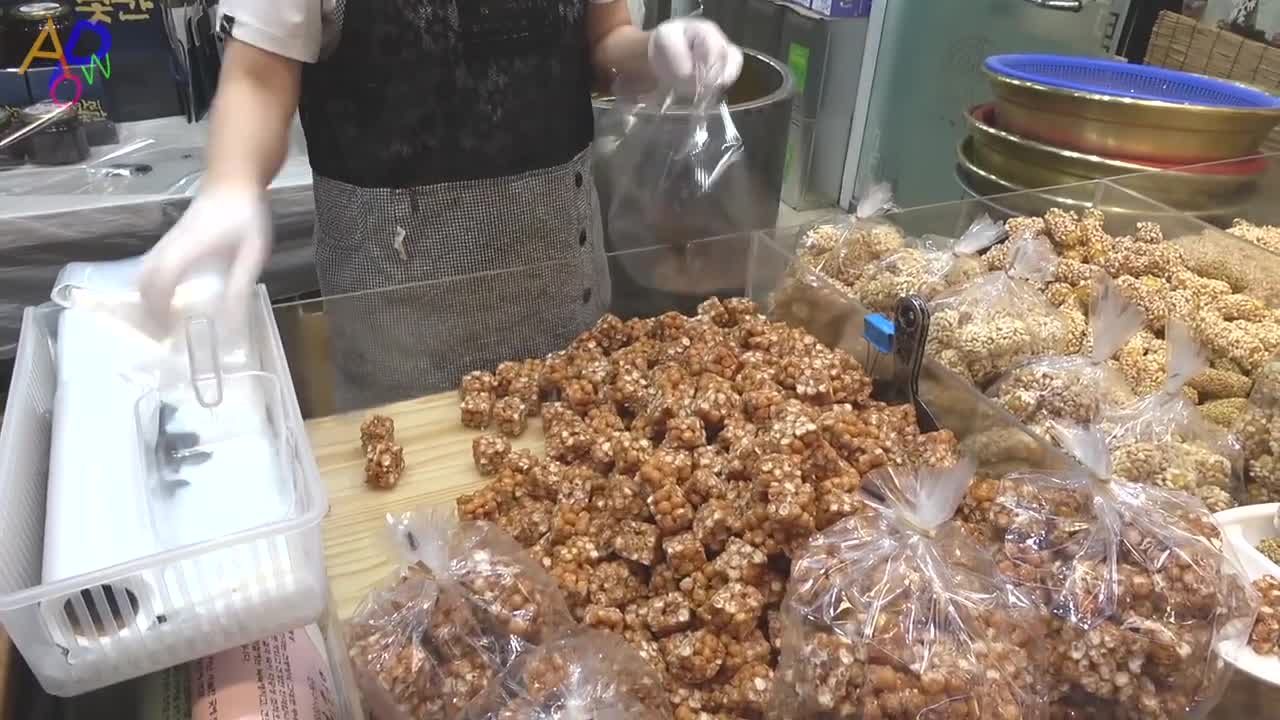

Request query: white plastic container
[
  {"left": 1216, "top": 503, "right": 1280, "bottom": 688},
  {"left": 0, "top": 286, "right": 329, "bottom": 696}
]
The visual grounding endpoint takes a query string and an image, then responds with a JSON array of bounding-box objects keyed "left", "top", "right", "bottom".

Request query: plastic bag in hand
[
  {"left": 346, "top": 511, "right": 574, "bottom": 720},
  {"left": 1099, "top": 321, "right": 1245, "bottom": 511},
  {"left": 770, "top": 458, "right": 1051, "bottom": 720},
  {"left": 977, "top": 426, "right": 1256, "bottom": 719},
  {"left": 460, "top": 629, "right": 671, "bottom": 720},
  {"left": 989, "top": 276, "right": 1145, "bottom": 441},
  {"left": 926, "top": 233, "right": 1071, "bottom": 386},
  {"left": 599, "top": 77, "right": 744, "bottom": 256}
]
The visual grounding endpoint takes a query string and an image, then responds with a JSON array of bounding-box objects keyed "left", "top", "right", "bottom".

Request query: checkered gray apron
[{"left": 315, "top": 148, "right": 609, "bottom": 412}]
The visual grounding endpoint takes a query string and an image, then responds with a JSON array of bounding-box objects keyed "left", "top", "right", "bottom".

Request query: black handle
[{"left": 1022, "top": 0, "right": 1084, "bottom": 11}]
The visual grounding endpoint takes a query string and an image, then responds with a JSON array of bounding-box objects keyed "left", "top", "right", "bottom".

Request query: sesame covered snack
[
  {"left": 1099, "top": 322, "right": 1245, "bottom": 510},
  {"left": 771, "top": 459, "right": 1051, "bottom": 720},
  {"left": 460, "top": 629, "right": 672, "bottom": 720},
  {"left": 1227, "top": 219, "right": 1280, "bottom": 255},
  {"left": 805, "top": 181, "right": 902, "bottom": 282},
  {"left": 980, "top": 426, "right": 1256, "bottom": 719},
  {"left": 830, "top": 214, "right": 1005, "bottom": 315},
  {"left": 989, "top": 209, "right": 1280, "bottom": 406},
  {"left": 347, "top": 514, "right": 574, "bottom": 720},
  {"left": 926, "top": 233, "right": 1071, "bottom": 386},
  {"left": 989, "top": 277, "right": 1145, "bottom": 444},
  {"left": 769, "top": 184, "right": 902, "bottom": 347},
  {"left": 1236, "top": 358, "right": 1280, "bottom": 504}
]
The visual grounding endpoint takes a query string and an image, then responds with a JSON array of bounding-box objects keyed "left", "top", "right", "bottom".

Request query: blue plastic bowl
[{"left": 985, "top": 54, "right": 1280, "bottom": 110}]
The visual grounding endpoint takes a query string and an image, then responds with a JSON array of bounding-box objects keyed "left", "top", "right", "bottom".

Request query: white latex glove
[
  {"left": 648, "top": 17, "right": 743, "bottom": 96},
  {"left": 138, "top": 189, "right": 271, "bottom": 335}
]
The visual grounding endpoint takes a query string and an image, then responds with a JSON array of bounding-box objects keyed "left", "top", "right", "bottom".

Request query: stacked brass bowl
[{"left": 956, "top": 57, "right": 1280, "bottom": 223}]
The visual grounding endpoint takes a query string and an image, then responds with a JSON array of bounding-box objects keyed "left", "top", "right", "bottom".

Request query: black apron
[{"left": 298, "top": 0, "right": 610, "bottom": 411}]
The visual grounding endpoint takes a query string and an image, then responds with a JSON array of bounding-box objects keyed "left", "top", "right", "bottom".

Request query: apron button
[
  {"left": 582, "top": 288, "right": 592, "bottom": 304},
  {"left": 579, "top": 230, "right": 587, "bottom": 247},
  {"left": 574, "top": 172, "right": 583, "bottom": 188}
]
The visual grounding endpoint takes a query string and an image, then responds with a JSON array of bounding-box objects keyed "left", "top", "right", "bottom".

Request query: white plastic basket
[{"left": 0, "top": 287, "right": 329, "bottom": 696}]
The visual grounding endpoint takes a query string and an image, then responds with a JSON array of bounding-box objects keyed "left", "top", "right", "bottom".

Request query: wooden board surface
[
  {"left": 308, "top": 392, "right": 543, "bottom": 618},
  {"left": 0, "top": 628, "right": 12, "bottom": 720}
]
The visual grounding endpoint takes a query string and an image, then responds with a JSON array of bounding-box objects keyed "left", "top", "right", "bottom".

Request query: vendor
[{"left": 138, "top": 0, "right": 741, "bottom": 410}]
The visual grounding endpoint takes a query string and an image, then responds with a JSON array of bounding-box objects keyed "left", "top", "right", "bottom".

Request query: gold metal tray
[
  {"left": 966, "top": 104, "right": 1263, "bottom": 213},
  {"left": 955, "top": 138, "right": 1247, "bottom": 224},
  {"left": 986, "top": 68, "right": 1280, "bottom": 164}
]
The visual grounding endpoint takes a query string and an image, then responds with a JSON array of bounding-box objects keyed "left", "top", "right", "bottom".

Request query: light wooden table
[
  {"left": 308, "top": 392, "right": 544, "bottom": 618},
  {"left": 0, "top": 628, "right": 11, "bottom": 720}
]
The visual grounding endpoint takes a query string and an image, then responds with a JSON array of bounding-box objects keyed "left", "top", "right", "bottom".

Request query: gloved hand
[
  {"left": 138, "top": 188, "right": 272, "bottom": 335},
  {"left": 649, "top": 17, "right": 743, "bottom": 96}
]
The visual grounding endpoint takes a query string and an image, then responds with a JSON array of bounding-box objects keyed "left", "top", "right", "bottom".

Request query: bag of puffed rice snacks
[
  {"left": 972, "top": 425, "right": 1256, "bottom": 719},
  {"left": 460, "top": 629, "right": 672, "bottom": 720},
  {"left": 926, "top": 232, "right": 1070, "bottom": 386},
  {"left": 1100, "top": 320, "right": 1246, "bottom": 511},
  {"left": 989, "top": 276, "right": 1145, "bottom": 441},
  {"left": 347, "top": 510, "right": 574, "bottom": 720},
  {"left": 771, "top": 457, "right": 1052, "bottom": 720}
]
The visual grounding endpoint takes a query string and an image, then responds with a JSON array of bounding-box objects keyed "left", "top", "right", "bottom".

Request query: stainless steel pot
[{"left": 592, "top": 49, "right": 795, "bottom": 317}]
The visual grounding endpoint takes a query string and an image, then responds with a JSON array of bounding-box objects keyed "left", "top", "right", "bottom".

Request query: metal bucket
[{"left": 593, "top": 49, "right": 795, "bottom": 318}]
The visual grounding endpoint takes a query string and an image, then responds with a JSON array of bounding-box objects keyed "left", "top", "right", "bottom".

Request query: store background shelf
[{"left": 1146, "top": 10, "right": 1280, "bottom": 154}]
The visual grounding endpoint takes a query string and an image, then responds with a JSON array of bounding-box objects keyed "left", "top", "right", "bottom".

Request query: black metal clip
[
  {"left": 156, "top": 401, "right": 212, "bottom": 492},
  {"left": 893, "top": 295, "right": 939, "bottom": 433},
  {"left": 865, "top": 294, "right": 939, "bottom": 433}
]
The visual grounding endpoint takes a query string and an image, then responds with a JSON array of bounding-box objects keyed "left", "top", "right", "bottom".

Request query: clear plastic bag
[
  {"left": 460, "top": 629, "right": 671, "bottom": 720},
  {"left": 600, "top": 80, "right": 744, "bottom": 256},
  {"left": 926, "top": 233, "right": 1071, "bottom": 386},
  {"left": 1237, "top": 355, "right": 1280, "bottom": 504},
  {"left": 989, "top": 277, "right": 1145, "bottom": 441},
  {"left": 770, "top": 458, "right": 1051, "bottom": 720},
  {"left": 797, "top": 182, "right": 901, "bottom": 279},
  {"left": 769, "top": 183, "right": 899, "bottom": 347},
  {"left": 842, "top": 214, "right": 1005, "bottom": 314},
  {"left": 978, "top": 425, "right": 1256, "bottom": 719},
  {"left": 1099, "top": 321, "right": 1246, "bottom": 511},
  {"left": 346, "top": 511, "right": 574, "bottom": 720}
]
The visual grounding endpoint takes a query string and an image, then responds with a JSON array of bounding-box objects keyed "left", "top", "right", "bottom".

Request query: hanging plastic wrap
[
  {"left": 926, "top": 233, "right": 1070, "bottom": 386},
  {"left": 1237, "top": 356, "right": 1280, "bottom": 504},
  {"left": 769, "top": 182, "right": 899, "bottom": 348},
  {"left": 1099, "top": 321, "right": 1245, "bottom": 512},
  {"left": 460, "top": 629, "right": 672, "bottom": 720},
  {"left": 989, "top": 277, "right": 1146, "bottom": 442},
  {"left": 972, "top": 425, "right": 1256, "bottom": 719},
  {"left": 770, "top": 458, "right": 1052, "bottom": 720},
  {"left": 346, "top": 512, "right": 574, "bottom": 720}
]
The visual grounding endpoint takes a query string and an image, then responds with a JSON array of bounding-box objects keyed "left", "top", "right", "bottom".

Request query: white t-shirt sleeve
[{"left": 218, "top": 0, "right": 336, "bottom": 63}]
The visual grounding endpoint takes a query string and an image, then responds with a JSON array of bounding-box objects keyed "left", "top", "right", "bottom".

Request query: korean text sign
[
  {"left": 19, "top": 17, "right": 114, "bottom": 107},
  {"left": 17, "top": 1, "right": 157, "bottom": 107}
]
